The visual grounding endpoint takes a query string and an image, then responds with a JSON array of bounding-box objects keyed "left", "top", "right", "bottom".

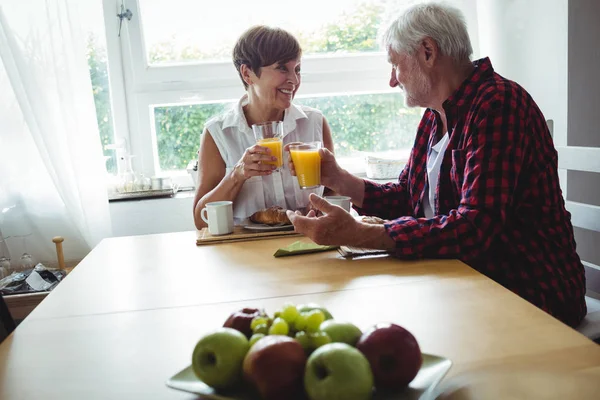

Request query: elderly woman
[{"left": 193, "top": 25, "right": 334, "bottom": 229}]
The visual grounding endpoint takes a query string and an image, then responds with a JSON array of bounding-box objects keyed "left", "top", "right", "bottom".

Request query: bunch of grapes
[{"left": 248, "top": 303, "right": 332, "bottom": 353}]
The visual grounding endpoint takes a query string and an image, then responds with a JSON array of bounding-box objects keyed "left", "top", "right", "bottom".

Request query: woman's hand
[
  {"left": 234, "top": 144, "right": 278, "bottom": 180},
  {"left": 285, "top": 143, "right": 344, "bottom": 192}
]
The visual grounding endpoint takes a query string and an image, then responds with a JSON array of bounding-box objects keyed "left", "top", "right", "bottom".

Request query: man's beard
[{"left": 403, "top": 61, "right": 432, "bottom": 108}]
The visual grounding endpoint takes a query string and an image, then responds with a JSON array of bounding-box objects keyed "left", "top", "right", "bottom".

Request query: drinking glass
[
  {"left": 289, "top": 142, "right": 322, "bottom": 189},
  {"left": 0, "top": 256, "right": 10, "bottom": 279},
  {"left": 252, "top": 121, "right": 284, "bottom": 170},
  {"left": 0, "top": 237, "right": 11, "bottom": 277},
  {"left": 17, "top": 234, "right": 34, "bottom": 272}
]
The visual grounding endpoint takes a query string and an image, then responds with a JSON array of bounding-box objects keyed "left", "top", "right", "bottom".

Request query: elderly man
[{"left": 286, "top": 2, "right": 587, "bottom": 327}]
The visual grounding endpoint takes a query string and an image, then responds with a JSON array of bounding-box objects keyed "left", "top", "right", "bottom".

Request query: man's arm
[
  {"left": 384, "top": 98, "right": 528, "bottom": 259},
  {"left": 352, "top": 171, "right": 412, "bottom": 219}
]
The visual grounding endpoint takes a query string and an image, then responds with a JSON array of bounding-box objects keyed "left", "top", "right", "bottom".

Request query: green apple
[
  {"left": 304, "top": 343, "right": 374, "bottom": 400},
  {"left": 192, "top": 328, "right": 250, "bottom": 389},
  {"left": 296, "top": 303, "right": 334, "bottom": 320},
  {"left": 320, "top": 320, "right": 362, "bottom": 347}
]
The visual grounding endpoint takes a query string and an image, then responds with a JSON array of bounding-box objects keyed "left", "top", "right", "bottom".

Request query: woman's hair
[
  {"left": 381, "top": 2, "right": 472, "bottom": 62},
  {"left": 233, "top": 26, "right": 302, "bottom": 89}
]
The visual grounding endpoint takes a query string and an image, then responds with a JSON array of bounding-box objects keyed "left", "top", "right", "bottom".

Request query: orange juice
[
  {"left": 258, "top": 138, "right": 283, "bottom": 168},
  {"left": 290, "top": 149, "right": 321, "bottom": 188}
]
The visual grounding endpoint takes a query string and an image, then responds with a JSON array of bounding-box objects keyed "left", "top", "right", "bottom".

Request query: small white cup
[
  {"left": 324, "top": 196, "right": 352, "bottom": 212},
  {"left": 201, "top": 201, "right": 234, "bottom": 235}
]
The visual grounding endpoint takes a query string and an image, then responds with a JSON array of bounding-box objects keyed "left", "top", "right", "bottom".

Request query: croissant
[
  {"left": 250, "top": 206, "right": 291, "bottom": 225},
  {"left": 360, "top": 215, "right": 386, "bottom": 225}
]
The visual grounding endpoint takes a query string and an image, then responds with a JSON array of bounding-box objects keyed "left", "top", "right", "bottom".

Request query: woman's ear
[{"left": 240, "top": 64, "right": 254, "bottom": 86}]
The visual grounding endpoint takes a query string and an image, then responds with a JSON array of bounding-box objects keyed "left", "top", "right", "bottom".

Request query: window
[
  {"left": 139, "top": 0, "right": 387, "bottom": 65},
  {"left": 82, "top": 1, "right": 118, "bottom": 175},
  {"left": 100, "top": 0, "right": 478, "bottom": 186},
  {"left": 87, "top": 34, "right": 117, "bottom": 175},
  {"left": 152, "top": 93, "right": 423, "bottom": 173}
]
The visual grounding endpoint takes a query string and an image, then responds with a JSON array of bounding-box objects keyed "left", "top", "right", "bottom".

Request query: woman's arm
[
  {"left": 322, "top": 117, "right": 334, "bottom": 155},
  {"left": 192, "top": 128, "right": 276, "bottom": 229},
  {"left": 321, "top": 117, "right": 336, "bottom": 197}
]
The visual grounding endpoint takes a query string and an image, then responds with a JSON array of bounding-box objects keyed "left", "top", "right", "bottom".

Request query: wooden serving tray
[{"left": 196, "top": 226, "right": 302, "bottom": 245}]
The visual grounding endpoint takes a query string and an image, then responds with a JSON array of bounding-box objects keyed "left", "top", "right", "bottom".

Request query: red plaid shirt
[{"left": 357, "top": 58, "right": 587, "bottom": 327}]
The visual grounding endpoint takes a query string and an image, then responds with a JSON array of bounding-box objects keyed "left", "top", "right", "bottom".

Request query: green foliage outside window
[
  {"left": 301, "top": 94, "right": 421, "bottom": 156},
  {"left": 86, "top": 34, "right": 117, "bottom": 174},
  {"left": 153, "top": 103, "right": 230, "bottom": 171},
  {"left": 153, "top": 93, "right": 423, "bottom": 171},
  {"left": 298, "top": 1, "right": 384, "bottom": 54}
]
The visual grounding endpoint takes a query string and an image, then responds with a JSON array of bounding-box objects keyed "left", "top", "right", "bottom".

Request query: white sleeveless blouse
[{"left": 205, "top": 95, "right": 324, "bottom": 223}]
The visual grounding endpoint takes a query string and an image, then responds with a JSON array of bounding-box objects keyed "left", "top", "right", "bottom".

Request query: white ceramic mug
[
  {"left": 201, "top": 201, "right": 234, "bottom": 235},
  {"left": 324, "top": 196, "right": 352, "bottom": 212}
]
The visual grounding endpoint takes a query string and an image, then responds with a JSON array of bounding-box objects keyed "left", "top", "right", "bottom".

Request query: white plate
[
  {"left": 166, "top": 353, "right": 452, "bottom": 400},
  {"left": 242, "top": 223, "right": 294, "bottom": 232}
]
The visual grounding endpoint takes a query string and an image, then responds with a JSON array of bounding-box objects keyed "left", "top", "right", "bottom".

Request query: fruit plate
[{"left": 165, "top": 353, "right": 452, "bottom": 400}]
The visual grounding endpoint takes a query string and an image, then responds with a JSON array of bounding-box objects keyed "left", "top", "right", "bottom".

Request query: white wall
[
  {"left": 109, "top": 193, "right": 195, "bottom": 237},
  {"left": 476, "top": 0, "right": 568, "bottom": 145},
  {"left": 567, "top": 0, "right": 600, "bottom": 271},
  {"left": 568, "top": 0, "right": 600, "bottom": 148}
]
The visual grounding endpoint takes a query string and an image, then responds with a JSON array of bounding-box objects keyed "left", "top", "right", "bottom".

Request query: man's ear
[
  {"left": 420, "top": 37, "right": 439, "bottom": 66},
  {"left": 240, "top": 64, "right": 254, "bottom": 86}
]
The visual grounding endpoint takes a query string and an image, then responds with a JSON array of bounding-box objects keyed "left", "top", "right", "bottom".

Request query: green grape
[
  {"left": 268, "top": 317, "right": 289, "bottom": 336},
  {"left": 280, "top": 303, "right": 300, "bottom": 324},
  {"left": 254, "top": 323, "right": 269, "bottom": 335},
  {"left": 309, "top": 331, "right": 332, "bottom": 349},
  {"left": 294, "top": 312, "right": 309, "bottom": 331},
  {"left": 250, "top": 316, "right": 269, "bottom": 331},
  {"left": 287, "top": 320, "right": 296, "bottom": 332},
  {"left": 297, "top": 303, "right": 334, "bottom": 320},
  {"left": 305, "top": 310, "right": 326, "bottom": 333},
  {"left": 249, "top": 333, "right": 265, "bottom": 347},
  {"left": 294, "top": 331, "right": 311, "bottom": 351},
  {"left": 273, "top": 311, "right": 281, "bottom": 319}
]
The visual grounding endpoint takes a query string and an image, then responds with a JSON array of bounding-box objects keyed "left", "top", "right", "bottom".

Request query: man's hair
[
  {"left": 381, "top": 2, "right": 472, "bottom": 62},
  {"left": 232, "top": 26, "right": 302, "bottom": 89}
]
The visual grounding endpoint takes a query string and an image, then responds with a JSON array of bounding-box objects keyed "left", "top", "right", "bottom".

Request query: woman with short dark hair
[{"left": 193, "top": 26, "right": 334, "bottom": 229}]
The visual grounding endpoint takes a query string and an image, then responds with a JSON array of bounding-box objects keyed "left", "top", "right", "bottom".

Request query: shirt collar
[
  {"left": 443, "top": 57, "right": 495, "bottom": 112},
  {"left": 221, "top": 94, "right": 308, "bottom": 138}
]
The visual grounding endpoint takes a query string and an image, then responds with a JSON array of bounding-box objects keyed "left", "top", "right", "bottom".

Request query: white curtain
[{"left": 0, "top": 0, "right": 111, "bottom": 266}]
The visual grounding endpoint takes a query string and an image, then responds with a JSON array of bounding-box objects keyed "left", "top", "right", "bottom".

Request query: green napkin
[{"left": 273, "top": 241, "right": 339, "bottom": 258}]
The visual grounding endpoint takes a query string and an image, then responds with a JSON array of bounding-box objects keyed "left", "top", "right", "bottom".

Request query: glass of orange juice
[
  {"left": 289, "top": 142, "right": 322, "bottom": 189},
  {"left": 252, "top": 121, "right": 284, "bottom": 170}
]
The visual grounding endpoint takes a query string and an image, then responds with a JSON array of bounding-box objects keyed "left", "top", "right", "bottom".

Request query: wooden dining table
[{"left": 1, "top": 230, "right": 599, "bottom": 399}]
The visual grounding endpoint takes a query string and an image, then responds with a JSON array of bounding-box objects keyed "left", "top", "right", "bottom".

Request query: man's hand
[
  {"left": 287, "top": 193, "right": 398, "bottom": 251},
  {"left": 286, "top": 193, "right": 359, "bottom": 246}
]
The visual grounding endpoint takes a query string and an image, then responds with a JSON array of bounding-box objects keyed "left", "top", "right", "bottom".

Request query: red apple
[
  {"left": 223, "top": 307, "right": 264, "bottom": 338},
  {"left": 356, "top": 323, "right": 422, "bottom": 390},
  {"left": 242, "top": 335, "right": 307, "bottom": 400}
]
